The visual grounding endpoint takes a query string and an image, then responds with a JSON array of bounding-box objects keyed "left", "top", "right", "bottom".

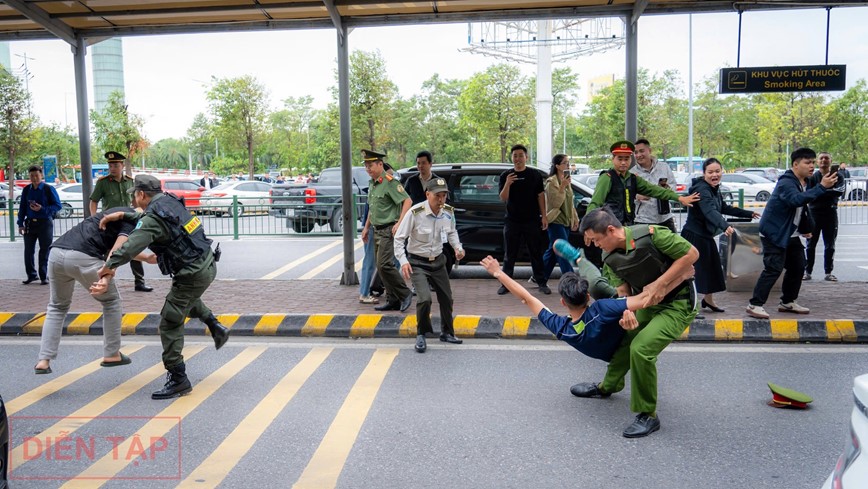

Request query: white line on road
[
  {"left": 260, "top": 239, "right": 342, "bottom": 280},
  {"left": 299, "top": 241, "right": 363, "bottom": 280}
]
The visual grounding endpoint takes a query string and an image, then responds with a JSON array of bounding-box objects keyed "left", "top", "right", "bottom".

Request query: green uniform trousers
[
  {"left": 159, "top": 259, "right": 216, "bottom": 368},
  {"left": 599, "top": 298, "right": 696, "bottom": 414},
  {"left": 409, "top": 254, "right": 454, "bottom": 336},
  {"left": 374, "top": 226, "right": 410, "bottom": 305}
]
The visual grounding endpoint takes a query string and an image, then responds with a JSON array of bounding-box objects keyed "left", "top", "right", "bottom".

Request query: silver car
[{"left": 822, "top": 373, "right": 868, "bottom": 488}]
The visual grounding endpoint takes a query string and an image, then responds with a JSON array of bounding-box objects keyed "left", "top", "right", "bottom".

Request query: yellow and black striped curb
[{"left": 0, "top": 312, "right": 866, "bottom": 342}]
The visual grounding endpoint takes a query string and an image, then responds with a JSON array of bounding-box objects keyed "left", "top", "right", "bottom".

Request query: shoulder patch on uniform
[
  {"left": 384, "top": 173, "right": 394, "bottom": 182},
  {"left": 443, "top": 204, "right": 454, "bottom": 212},
  {"left": 396, "top": 184, "right": 405, "bottom": 194},
  {"left": 412, "top": 206, "right": 425, "bottom": 215},
  {"left": 134, "top": 220, "right": 143, "bottom": 230}
]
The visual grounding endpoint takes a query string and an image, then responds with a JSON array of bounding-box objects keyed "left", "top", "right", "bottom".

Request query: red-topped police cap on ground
[
  {"left": 610, "top": 140, "right": 635, "bottom": 156},
  {"left": 767, "top": 382, "right": 813, "bottom": 409},
  {"left": 361, "top": 149, "right": 392, "bottom": 171},
  {"left": 105, "top": 151, "right": 126, "bottom": 162}
]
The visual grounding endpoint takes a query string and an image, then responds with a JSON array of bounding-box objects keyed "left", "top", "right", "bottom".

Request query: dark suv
[{"left": 398, "top": 163, "right": 596, "bottom": 271}]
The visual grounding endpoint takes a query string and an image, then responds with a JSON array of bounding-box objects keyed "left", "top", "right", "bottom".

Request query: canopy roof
[{"left": 2, "top": 1, "right": 865, "bottom": 43}]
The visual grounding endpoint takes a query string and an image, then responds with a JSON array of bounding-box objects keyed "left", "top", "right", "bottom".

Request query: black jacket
[{"left": 682, "top": 177, "right": 753, "bottom": 237}]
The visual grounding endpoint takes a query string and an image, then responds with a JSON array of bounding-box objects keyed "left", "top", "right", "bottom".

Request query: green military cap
[
  {"left": 426, "top": 177, "right": 449, "bottom": 194},
  {"left": 127, "top": 174, "right": 162, "bottom": 194},
  {"left": 361, "top": 149, "right": 392, "bottom": 171},
  {"left": 610, "top": 140, "right": 635, "bottom": 156},
  {"left": 767, "top": 382, "right": 813, "bottom": 409},
  {"left": 105, "top": 151, "right": 126, "bottom": 162}
]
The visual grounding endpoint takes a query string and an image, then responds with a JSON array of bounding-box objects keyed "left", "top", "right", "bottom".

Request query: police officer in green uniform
[
  {"left": 573, "top": 208, "right": 699, "bottom": 438},
  {"left": 360, "top": 149, "right": 413, "bottom": 312},
  {"left": 89, "top": 152, "right": 152, "bottom": 292},
  {"left": 394, "top": 177, "right": 466, "bottom": 353},
  {"left": 588, "top": 141, "right": 699, "bottom": 225},
  {"left": 94, "top": 175, "right": 229, "bottom": 400}
]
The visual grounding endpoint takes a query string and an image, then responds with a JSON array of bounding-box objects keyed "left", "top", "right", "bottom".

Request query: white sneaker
[
  {"left": 802, "top": 273, "right": 811, "bottom": 281},
  {"left": 825, "top": 274, "right": 838, "bottom": 282},
  {"left": 746, "top": 304, "right": 770, "bottom": 319},
  {"left": 778, "top": 302, "right": 810, "bottom": 314},
  {"left": 359, "top": 295, "right": 379, "bottom": 304}
]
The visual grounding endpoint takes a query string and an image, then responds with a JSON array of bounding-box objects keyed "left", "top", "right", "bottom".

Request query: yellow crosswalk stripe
[
  {"left": 60, "top": 346, "right": 266, "bottom": 488},
  {"left": 9, "top": 346, "right": 204, "bottom": 474},
  {"left": 293, "top": 348, "right": 399, "bottom": 489},
  {"left": 261, "top": 239, "right": 342, "bottom": 279},
  {"left": 5, "top": 345, "right": 147, "bottom": 416},
  {"left": 300, "top": 241, "right": 363, "bottom": 280},
  {"left": 177, "top": 348, "right": 333, "bottom": 488}
]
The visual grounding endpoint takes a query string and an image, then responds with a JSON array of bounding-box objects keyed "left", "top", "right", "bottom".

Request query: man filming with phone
[
  {"left": 803, "top": 152, "right": 844, "bottom": 282},
  {"left": 630, "top": 138, "right": 678, "bottom": 233}
]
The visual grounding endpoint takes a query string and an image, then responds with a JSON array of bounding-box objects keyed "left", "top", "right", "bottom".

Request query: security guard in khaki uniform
[
  {"left": 94, "top": 175, "right": 229, "bottom": 400},
  {"left": 394, "top": 177, "right": 466, "bottom": 353},
  {"left": 360, "top": 149, "right": 413, "bottom": 312},
  {"left": 89, "top": 151, "right": 152, "bottom": 292},
  {"left": 574, "top": 208, "right": 699, "bottom": 438}
]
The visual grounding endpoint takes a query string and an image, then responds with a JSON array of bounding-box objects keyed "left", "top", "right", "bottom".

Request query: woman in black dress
[{"left": 681, "top": 158, "right": 760, "bottom": 312}]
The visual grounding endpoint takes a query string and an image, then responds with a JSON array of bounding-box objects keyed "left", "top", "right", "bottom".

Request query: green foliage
[
  {"left": 207, "top": 75, "right": 269, "bottom": 179},
  {"left": 186, "top": 113, "right": 215, "bottom": 168},
  {"left": 340, "top": 50, "right": 398, "bottom": 153},
  {"left": 30, "top": 123, "right": 80, "bottom": 169},
  {"left": 145, "top": 138, "right": 190, "bottom": 169},
  {"left": 209, "top": 155, "right": 248, "bottom": 176},
  {"left": 0, "top": 67, "right": 35, "bottom": 177},
  {"left": 90, "top": 90, "right": 146, "bottom": 167}
]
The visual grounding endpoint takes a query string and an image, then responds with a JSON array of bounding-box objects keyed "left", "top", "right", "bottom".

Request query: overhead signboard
[{"left": 719, "top": 65, "right": 846, "bottom": 94}]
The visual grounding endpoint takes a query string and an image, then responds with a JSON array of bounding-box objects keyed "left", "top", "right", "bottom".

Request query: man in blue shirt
[{"left": 17, "top": 166, "right": 62, "bottom": 285}]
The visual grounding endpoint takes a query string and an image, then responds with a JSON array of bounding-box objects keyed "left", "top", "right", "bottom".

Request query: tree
[
  {"left": 30, "top": 123, "right": 80, "bottom": 179},
  {"left": 264, "top": 95, "right": 315, "bottom": 170},
  {"left": 336, "top": 50, "right": 398, "bottom": 153},
  {"left": 90, "top": 90, "right": 146, "bottom": 172},
  {"left": 414, "top": 75, "right": 469, "bottom": 163},
  {"left": 207, "top": 75, "right": 270, "bottom": 179},
  {"left": 823, "top": 80, "right": 868, "bottom": 162},
  {"left": 145, "top": 138, "right": 190, "bottom": 169},
  {"left": 0, "top": 67, "right": 35, "bottom": 190},
  {"left": 459, "top": 64, "right": 534, "bottom": 162},
  {"left": 187, "top": 113, "right": 216, "bottom": 169}
]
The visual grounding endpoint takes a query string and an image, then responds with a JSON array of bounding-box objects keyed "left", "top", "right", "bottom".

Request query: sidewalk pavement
[{"left": 1, "top": 278, "right": 866, "bottom": 342}]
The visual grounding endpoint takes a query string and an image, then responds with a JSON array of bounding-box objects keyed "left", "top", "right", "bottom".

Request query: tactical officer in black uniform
[{"left": 95, "top": 175, "right": 229, "bottom": 400}]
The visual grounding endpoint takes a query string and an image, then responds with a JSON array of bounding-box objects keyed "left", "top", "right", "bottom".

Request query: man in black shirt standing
[
  {"left": 804, "top": 151, "right": 843, "bottom": 282},
  {"left": 404, "top": 150, "right": 440, "bottom": 205},
  {"left": 497, "top": 144, "right": 549, "bottom": 295}
]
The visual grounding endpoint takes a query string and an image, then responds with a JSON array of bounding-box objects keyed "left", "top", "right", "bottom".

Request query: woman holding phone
[
  {"left": 681, "top": 158, "right": 760, "bottom": 312},
  {"left": 541, "top": 154, "right": 580, "bottom": 288}
]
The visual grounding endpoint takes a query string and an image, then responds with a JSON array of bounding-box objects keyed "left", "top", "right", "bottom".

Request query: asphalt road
[
  {"left": 2, "top": 224, "right": 867, "bottom": 282},
  {"left": 1, "top": 338, "right": 863, "bottom": 488}
]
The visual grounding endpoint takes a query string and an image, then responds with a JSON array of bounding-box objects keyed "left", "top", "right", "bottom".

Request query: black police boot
[
  {"left": 152, "top": 363, "right": 192, "bottom": 400},
  {"left": 204, "top": 314, "right": 230, "bottom": 350}
]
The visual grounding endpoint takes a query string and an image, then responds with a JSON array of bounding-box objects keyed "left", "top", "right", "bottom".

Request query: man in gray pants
[{"left": 34, "top": 207, "right": 155, "bottom": 374}]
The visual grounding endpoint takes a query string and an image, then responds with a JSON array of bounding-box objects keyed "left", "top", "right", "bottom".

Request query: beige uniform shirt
[{"left": 394, "top": 201, "right": 463, "bottom": 266}]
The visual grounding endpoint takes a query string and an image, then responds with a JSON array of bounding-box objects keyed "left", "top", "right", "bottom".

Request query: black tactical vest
[
  {"left": 146, "top": 193, "right": 213, "bottom": 276},
  {"left": 603, "top": 225, "right": 687, "bottom": 302},
  {"left": 601, "top": 169, "right": 638, "bottom": 225}
]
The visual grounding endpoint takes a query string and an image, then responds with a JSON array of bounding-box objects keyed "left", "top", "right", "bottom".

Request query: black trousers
[
  {"left": 409, "top": 254, "right": 454, "bottom": 336},
  {"left": 501, "top": 219, "right": 545, "bottom": 284},
  {"left": 805, "top": 208, "right": 838, "bottom": 275},
  {"left": 130, "top": 260, "right": 146, "bottom": 286},
  {"left": 23, "top": 219, "right": 53, "bottom": 281},
  {"left": 750, "top": 236, "right": 805, "bottom": 307}
]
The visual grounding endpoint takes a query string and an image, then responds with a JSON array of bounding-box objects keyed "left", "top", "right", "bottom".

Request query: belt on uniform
[
  {"left": 373, "top": 222, "right": 396, "bottom": 231},
  {"left": 408, "top": 253, "right": 441, "bottom": 262}
]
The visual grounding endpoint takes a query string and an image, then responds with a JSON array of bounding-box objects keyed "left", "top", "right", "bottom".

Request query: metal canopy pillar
[
  {"left": 73, "top": 37, "right": 94, "bottom": 217},
  {"left": 625, "top": 1, "right": 646, "bottom": 142},
  {"left": 624, "top": 14, "right": 638, "bottom": 142},
  {"left": 535, "top": 19, "right": 552, "bottom": 171},
  {"left": 325, "top": 0, "right": 358, "bottom": 285}
]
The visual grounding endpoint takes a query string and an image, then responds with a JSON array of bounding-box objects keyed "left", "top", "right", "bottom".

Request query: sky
[{"left": 6, "top": 6, "right": 868, "bottom": 143}]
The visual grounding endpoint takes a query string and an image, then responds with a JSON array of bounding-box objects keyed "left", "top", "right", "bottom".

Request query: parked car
[
  {"left": 843, "top": 167, "right": 867, "bottom": 201},
  {"left": 0, "top": 182, "right": 22, "bottom": 206},
  {"left": 398, "top": 163, "right": 596, "bottom": 272},
  {"left": 571, "top": 173, "right": 600, "bottom": 188},
  {"left": 53, "top": 183, "right": 86, "bottom": 218},
  {"left": 722, "top": 172, "right": 776, "bottom": 201},
  {"left": 822, "top": 373, "right": 868, "bottom": 488},
  {"left": 269, "top": 166, "right": 369, "bottom": 234},
  {"left": 741, "top": 167, "right": 781, "bottom": 182},
  {"left": 672, "top": 172, "right": 736, "bottom": 212},
  {"left": 200, "top": 180, "right": 273, "bottom": 217},
  {"left": 161, "top": 178, "right": 205, "bottom": 210},
  {"left": 0, "top": 392, "right": 6, "bottom": 488}
]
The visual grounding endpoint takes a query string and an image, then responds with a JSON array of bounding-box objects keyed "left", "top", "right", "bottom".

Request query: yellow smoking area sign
[{"left": 720, "top": 65, "right": 846, "bottom": 93}]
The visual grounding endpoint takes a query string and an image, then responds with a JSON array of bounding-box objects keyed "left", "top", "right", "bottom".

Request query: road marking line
[
  {"left": 5, "top": 344, "right": 148, "bottom": 415},
  {"left": 177, "top": 348, "right": 333, "bottom": 488},
  {"left": 253, "top": 314, "right": 286, "bottom": 335},
  {"left": 293, "top": 348, "right": 399, "bottom": 489},
  {"left": 260, "top": 239, "right": 342, "bottom": 279},
  {"left": 60, "top": 346, "right": 266, "bottom": 488},
  {"left": 300, "top": 241, "right": 363, "bottom": 280},
  {"left": 9, "top": 346, "right": 204, "bottom": 474}
]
